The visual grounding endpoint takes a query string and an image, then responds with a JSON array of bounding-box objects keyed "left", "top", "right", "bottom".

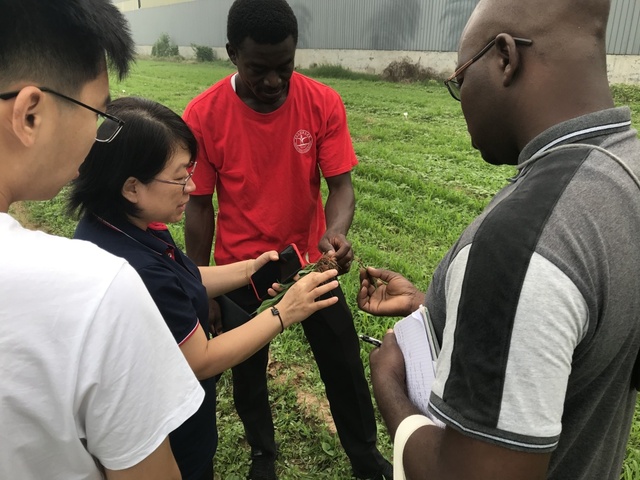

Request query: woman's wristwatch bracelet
[{"left": 271, "top": 306, "right": 284, "bottom": 333}]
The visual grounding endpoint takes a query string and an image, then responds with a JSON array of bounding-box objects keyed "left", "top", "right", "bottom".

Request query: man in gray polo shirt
[{"left": 357, "top": 0, "right": 640, "bottom": 479}]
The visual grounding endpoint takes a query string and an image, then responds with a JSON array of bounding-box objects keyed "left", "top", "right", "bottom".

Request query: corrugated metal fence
[{"left": 119, "top": 0, "right": 640, "bottom": 55}]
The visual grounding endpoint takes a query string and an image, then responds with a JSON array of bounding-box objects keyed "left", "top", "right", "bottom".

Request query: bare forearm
[
  {"left": 325, "top": 187, "right": 354, "bottom": 236},
  {"left": 184, "top": 271, "right": 340, "bottom": 379},
  {"left": 324, "top": 172, "right": 355, "bottom": 236},
  {"left": 198, "top": 261, "right": 252, "bottom": 297},
  {"left": 185, "top": 195, "right": 215, "bottom": 266},
  {"left": 195, "top": 310, "right": 283, "bottom": 378},
  {"left": 373, "top": 379, "right": 550, "bottom": 479},
  {"left": 374, "top": 379, "right": 423, "bottom": 440},
  {"left": 374, "top": 382, "right": 445, "bottom": 478}
]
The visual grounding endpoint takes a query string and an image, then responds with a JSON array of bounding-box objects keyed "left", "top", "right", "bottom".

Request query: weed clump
[{"left": 382, "top": 58, "right": 443, "bottom": 83}]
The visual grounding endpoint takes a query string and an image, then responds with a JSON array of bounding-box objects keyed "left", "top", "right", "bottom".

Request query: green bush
[
  {"left": 151, "top": 33, "right": 179, "bottom": 58},
  {"left": 191, "top": 44, "right": 216, "bottom": 62}
]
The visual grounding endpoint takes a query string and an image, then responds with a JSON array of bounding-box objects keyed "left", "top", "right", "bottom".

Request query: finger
[
  {"left": 359, "top": 267, "right": 369, "bottom": 285},
  {"left": 356, "top": 286, "right": 371, "bottom": 311},
  {"left": 333, "top": 243, "right": 351, "bottom": 261},
  {"left": 382, "top": 329, "right": 397, "bottom": 345},
  {"left": 307, "top": 268, "right": 339, "bottom": 285},
  {"left": 323, "top": 247, "right": 336, "bottom": 256},
  {"left": 311, "top": 295, "right": 340, "bottom": 311},
  {"left": 371, "top": 267, "right": 398, "bottom": 284},
  {"left": 268, "top": 283, "right": 283, "bottom": 296},
  {"left": 312, "top": 279, "right": 340, "bottom": 298},
  {"left": 338, "top": 262, "right": 352, "bottom": 276}
]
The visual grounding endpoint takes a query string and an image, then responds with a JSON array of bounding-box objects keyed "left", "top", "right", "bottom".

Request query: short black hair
[
  {"left": 0, "top": 0, "right": 134, "bottom": 95},
  {"left": 227, "top": 0, "right": 298, "bottom": 48},
  {"left": 67, "top": 97, "right": 198, "bottom": 221}
]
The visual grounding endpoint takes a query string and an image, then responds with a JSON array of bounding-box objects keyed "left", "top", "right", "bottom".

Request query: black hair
[
  {"left": 67, "top": 97, "right": 198, "bottom": 221},
  {"left": 227, "top": 0, "right": 298, "bottom": 48},
  {"left": 0, "top": 0, "right": 134, "bottom": 95}
]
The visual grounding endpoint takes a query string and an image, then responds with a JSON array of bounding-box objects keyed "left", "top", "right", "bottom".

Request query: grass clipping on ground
[{"left": 255, "top": 254, "right": 339, "bottom": 315}]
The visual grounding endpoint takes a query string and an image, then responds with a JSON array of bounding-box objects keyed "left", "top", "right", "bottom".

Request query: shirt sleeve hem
[
  {"left": 178, "top": 321, "right": 200, "bottom": 346},
  {"left": 429, "top": 396, "right": 560, "bottom": 453},
  {"left": 99, "top": 383, "right": 205, "bottom": 471}
]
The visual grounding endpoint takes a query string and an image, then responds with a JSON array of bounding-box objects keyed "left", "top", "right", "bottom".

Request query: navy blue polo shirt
[{"left": 74, "top": 214, "right": 217, "bottom": 480}]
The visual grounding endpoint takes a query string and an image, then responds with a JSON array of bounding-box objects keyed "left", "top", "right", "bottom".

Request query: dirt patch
[
  {"left": 8, "top": 202, "right": 38, "bottom": 230},
  {"left": 269, "top": 360, "right": 337, "bottom": 434}
]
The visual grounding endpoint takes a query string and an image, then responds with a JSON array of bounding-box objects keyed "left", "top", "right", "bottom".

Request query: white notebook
[{"left": 394, "top": 305, "right": 445, "bottom": 428}]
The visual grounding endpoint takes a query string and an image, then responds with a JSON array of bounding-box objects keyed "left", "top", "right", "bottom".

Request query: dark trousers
[{"left": 222, "top": 285, "right": 386, "bottom": 474}]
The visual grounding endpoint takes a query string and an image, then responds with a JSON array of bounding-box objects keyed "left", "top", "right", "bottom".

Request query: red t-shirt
[{"left": 183, "top": 72, "right": 358, "bottom": 265}]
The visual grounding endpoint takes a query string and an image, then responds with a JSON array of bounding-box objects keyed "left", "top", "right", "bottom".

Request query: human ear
[
  {"left": 495, "top": 34, "right": 521, "bottom": 88},
  {"left": 226, "top": 43, "right": 238, "bottom": 66},
  {"left": 121, "top": 176, "right": 140, "bottom": 203},
  {"left": 10, "top": 87, "right": 46, "bottom": 147}
]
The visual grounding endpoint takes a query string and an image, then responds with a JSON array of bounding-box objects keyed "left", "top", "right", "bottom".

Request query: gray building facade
[{"left": 116, "top": 0, "right": 640, "bottom": 55}]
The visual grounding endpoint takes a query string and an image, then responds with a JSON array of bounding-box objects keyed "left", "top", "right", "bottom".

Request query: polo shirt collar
[
  {"left": 518, "top": 107, "right": 632, "bottom": 166},
  {"left": 101, "top": 216, "right": 175, "bottom": 259}
]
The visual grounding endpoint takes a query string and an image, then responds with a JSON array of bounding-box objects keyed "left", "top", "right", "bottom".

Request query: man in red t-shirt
[{"left": 183, "top": 1, "right": 392, "bottom": 479}]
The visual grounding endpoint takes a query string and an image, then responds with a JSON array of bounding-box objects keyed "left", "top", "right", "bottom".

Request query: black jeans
[{"left": 222, "top": 285, "right": 387, "bottom": 474}]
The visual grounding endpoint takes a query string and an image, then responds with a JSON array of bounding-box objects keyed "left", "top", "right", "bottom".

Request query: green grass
[{"left": 19, "top": 59, "right": 640, "bottom": 479}]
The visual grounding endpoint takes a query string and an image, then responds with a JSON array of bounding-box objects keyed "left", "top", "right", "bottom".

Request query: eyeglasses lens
[{"left": 96, "top": 118, "right": 121, "bottom": 143}]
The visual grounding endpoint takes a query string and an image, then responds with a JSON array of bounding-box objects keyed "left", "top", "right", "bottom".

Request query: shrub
[
  {"left": 297, "top": 64, "right": 380, "bottom": 82},
  {"left": 382, "top": 58, "right": 444, "bottom": 83},
  {"left": 151, "top": 33, "right": 179, "bottom": 58},
  {"left": 191, "top": 44, "right": 217, "bottom": 62}
]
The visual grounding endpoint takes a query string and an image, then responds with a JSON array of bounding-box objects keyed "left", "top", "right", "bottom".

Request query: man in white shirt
[{"left": 0, "top": 1, "right": 204, "bottom": 479}]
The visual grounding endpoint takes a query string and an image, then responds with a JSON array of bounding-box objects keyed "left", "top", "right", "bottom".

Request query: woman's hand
[
  {"left": 250, "top": 250, "right": 279, "bottom": 275},
  {"left": 275, "top": 269, "right": 339, "bottom": 326}
]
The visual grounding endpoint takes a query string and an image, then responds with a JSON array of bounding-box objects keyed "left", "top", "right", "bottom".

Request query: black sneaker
[
  {"left": 247, "top": 449, "right": 277, "bottom": 480},
  {"left": 354, "top": 459, "right": 393, "bottom": 480}
]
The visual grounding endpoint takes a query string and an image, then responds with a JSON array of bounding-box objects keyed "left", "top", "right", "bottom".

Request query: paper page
[{"left": 394, "top": 307, "right": 445, "bottom": 428}]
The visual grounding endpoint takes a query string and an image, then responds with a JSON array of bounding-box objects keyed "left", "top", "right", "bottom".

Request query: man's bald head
[
  {"left": 455, "top": 0, "right": 614, "bottom": 166},
  {"left": 464, "top": 0, "right": 610, "bottom": 44}
]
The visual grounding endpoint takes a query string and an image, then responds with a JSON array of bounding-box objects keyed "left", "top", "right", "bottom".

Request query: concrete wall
[{"left": 137, "top": 45, "right": 640, "bottom": 85}]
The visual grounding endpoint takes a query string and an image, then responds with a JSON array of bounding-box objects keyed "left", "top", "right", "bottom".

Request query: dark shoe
[
  {"left": 354, "top": 459, "right": 393, "bottom": 480},
  {"left": 247, "top": 449, "right": 277, "bottom": 480}
]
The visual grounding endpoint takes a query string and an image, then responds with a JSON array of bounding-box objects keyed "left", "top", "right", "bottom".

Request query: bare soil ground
[
  {"left": 268, "top": 359, "right": 337, "bottom": 434},
  {"left": 7, "top": 202, "right": 37, "bottom": 230}
]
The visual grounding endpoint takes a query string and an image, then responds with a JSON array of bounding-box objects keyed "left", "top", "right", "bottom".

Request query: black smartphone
[{"left": 250, "top": 244, "right": 305, "bottom": 301}]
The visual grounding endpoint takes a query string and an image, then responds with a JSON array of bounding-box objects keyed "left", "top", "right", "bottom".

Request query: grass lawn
[{"left": 18, "top": 58, "right": 640, "bottom": 479}]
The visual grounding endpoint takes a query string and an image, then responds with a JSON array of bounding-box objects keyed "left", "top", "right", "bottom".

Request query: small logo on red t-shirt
[{"left": 293, "top": 129, "right": 313, "bottom": 154}]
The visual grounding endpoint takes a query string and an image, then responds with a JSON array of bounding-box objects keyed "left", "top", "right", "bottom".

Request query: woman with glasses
[{"left": 67, "top": 96, "right": 339, "bottom": 480}]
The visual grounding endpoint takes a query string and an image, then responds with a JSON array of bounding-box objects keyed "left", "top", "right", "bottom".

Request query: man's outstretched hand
[{"left": 357, "top": 267, "right": 423, "bottom": 317}]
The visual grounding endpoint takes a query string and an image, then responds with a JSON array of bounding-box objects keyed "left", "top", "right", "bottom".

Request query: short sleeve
[
  {"left": 317, "top": 91, "right": 358, "bottom": 178},
  {"left": 77, "top": 263, "right": 203, "bottom": 470},
  {"left": 137, "top": 264, "right": 201, "bottom": 344},
  {"left": 430, "top": 247, "right": 587, "bottom": 452}
]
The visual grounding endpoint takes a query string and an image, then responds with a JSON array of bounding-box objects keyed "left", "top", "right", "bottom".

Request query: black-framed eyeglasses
[
  {"left": 0, "top": 86, "right": 124, "bottom": 142},
  {"left": 152, "top": 162, "right": 197, "bottom": 193},
  {"left": 444, "top": 37, "right": 533, "bottom": 101}
]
